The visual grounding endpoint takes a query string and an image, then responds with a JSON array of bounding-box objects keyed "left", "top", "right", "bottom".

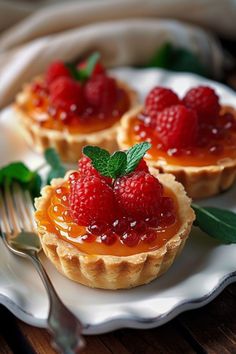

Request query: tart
[
  {"left": 14, "top": 54, "right": 137, "bottom": 162},
  {"left": 118, "top": 86, "right": 236, "bottom": 199},
  {"left": 35, "top": 143, "right": 195, "bottom": 289}
]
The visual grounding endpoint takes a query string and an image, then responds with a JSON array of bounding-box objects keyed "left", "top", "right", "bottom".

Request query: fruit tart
[
  {"left": 35, "top": 143, "right": 195, "bottom": 289},
  {"left": 118, "top": 85, "right": 236, "bottom": 199},
  {"left": 15, "top": 53, "right": 137, "bottom": 162}
]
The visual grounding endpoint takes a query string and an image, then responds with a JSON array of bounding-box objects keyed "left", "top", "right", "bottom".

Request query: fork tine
[
  {"left": 12, "top": 183, "right": 36, "bottom": 232},
  {"left": 0, "top": 188, "right": 12, "bottom": 235},
  {"left": 24, "top": 189, "right": 36, "bottom": 229},
  {"left": 2, "top": 181, "right": 22, "bottom": 233}
]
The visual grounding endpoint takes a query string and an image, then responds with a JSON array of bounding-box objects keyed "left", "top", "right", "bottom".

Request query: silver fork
[{"left": 0, "top": 182, "right": 85, "bottom": 354}]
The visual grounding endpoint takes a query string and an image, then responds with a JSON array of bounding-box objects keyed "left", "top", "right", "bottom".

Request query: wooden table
[{"left": 0, "top": 282, "right": 235, "bottom": 354}]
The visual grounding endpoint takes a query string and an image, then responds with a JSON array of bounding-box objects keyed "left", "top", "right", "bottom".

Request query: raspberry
[
  {"left": 84, "top": 74, "right": 117, "bottom": 113},
  {"left": 78, "top": 155, "right": 112, "bottom": 184},
  {"left": 78, "top": 60, "right": 105, "bottom": 77},
  {"left": 46, "top": 61, "right": 70, "bottom": 86},
  {"left": 155, "top": 104, "right": 198, "bottom": 149},
  {"left": 49, "top": 77, "right": 84, "bottom": 113},
  {"left": 183, "top": 86, "right": 220, "bottom": 123},
  {"left": 135, "top": 158, "right": 149, "bottom": 172},
  {"left": 69, "top": 174, "right": 116, "bottom": 226},
  {"left": 114, "top": 171, "right": 163, "bottom": 220},
  {"left": 145, "top": 87, "right": 180, "bottom": 120}
]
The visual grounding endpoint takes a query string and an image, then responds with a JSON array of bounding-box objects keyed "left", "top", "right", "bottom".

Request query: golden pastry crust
[
  {"left": 34, "top": 170, "right": 195, "bottom": 290},
  {"left": 14, "top": 78, "right": 138, "bottom": 162},
  {"left": 117, "top": 105, "right": 236, "bottom": 199}
]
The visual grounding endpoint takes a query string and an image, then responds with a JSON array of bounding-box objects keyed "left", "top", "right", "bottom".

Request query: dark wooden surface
[{"left": 0, "top": 282, "right": 235, "bottom": 354}]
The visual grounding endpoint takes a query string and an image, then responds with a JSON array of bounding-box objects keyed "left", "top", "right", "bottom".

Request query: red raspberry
[
  {"left": 145, "top": 87, "right": 180, "bottom": 120},
  {"left": 46, "top": 61, "right": 70, "bottom": 86},
  {"left": 135, "top": 158, "right": 149, "bottom": 172},
  {"left": 78, "top": 155, "right": 112, "bottom": 184},
  {"left": 155, "top": 104, "right": 198, "bottom": 149},
  {"left": 183, "top": 86, "right": 220, "bottom": 123},
  {"left": 84, "top": 74, "right": 117, "bottom": 113},
  {"left": 49, "top": 77, "right": 84, "bottom": 113},
  {"left": 114, "top": 171, "right": 163, "bottom": 220},
  {"left": 69, "top": 173, "right": 116, "bottom": 226},
  {"left": 78, "top": 60, "right": 105, "bottom": 77}
]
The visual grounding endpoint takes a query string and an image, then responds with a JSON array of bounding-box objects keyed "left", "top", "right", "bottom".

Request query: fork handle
[{"left": 28, "top": 251, "right": 85, "bottom": 353}]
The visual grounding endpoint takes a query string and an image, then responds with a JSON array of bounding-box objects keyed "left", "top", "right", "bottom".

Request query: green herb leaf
[
  {"left": 44, "top": 148, "right": 66, "bottom": 184},
  {"left": 66, "top": 63, "right": 83, "bottom": 81},
  {"left": 83, "top": 143, "right": 151, "bottom": 179},
  {"left": 0, "top": 162, "right": 33, "bottom": 184},
  {"left": 83, "top": 146, "right": 110, "bottom": 177},
  {"left": 0, "top": 162, "right": 41, "bottom": 197},
  {"left": 147, "top": 42, "right": 208, "bottom": 77},
  {"left": 83, "top": 52, "right": 100, "bottom": 77},
  {"left": 125, "top": 142, "right": 151, "bottom": 174},
  {"left": 107, "top": 151, "right": 127, "bottom": 179},
  {"left": 66, "top": 52, "right": 101, "bottom": 82},
  {"left": 192, "top": 204, "right": 236, "bottom": 244}
]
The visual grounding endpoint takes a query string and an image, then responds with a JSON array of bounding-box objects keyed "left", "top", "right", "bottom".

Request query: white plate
[{"left": 0, "top": 68, "right": 236, "bottom": 335}]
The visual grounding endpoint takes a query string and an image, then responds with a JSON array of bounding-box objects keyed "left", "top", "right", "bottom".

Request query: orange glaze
[
  {"left": 35, "top": 182, "right": 181, "bottom": 257},
  {"left": 127, "top": 109, "right": 236, "bottom": 167},
  {"left": 21, "top": 79, "right": 131, "bottom": 134}
]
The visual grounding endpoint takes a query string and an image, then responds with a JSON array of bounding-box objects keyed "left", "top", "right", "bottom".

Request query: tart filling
[
  {"left": 35, "top": 143, "right": 195, "bottom": 289},
  {"left": 15, "top": 54, "right": 137, "bottom": 161},
  {"left": 125, "top": 107, "right": 236, "bottom": 168},
  {"left": 118, "top": 86, "right": 236, "bottom": 199},
  {"left": 36, "top": 178, "right": 181, "bottom": 257}
]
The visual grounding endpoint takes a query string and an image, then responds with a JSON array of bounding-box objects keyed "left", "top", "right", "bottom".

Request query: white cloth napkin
[{"left": 0, "top": 0, "right": 235, "bottom": 108}]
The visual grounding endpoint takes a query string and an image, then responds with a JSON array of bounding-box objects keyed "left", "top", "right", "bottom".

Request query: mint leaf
[
  {"left": 147, "top": 42, "right": 208, "bottom": 77},
  {"left": 83, "top": 146, "right": 110, "bottom": 176},
  {"left": 44, "top": 148, "right": 66, "bottom": 183},
  {"left": 0, "top": 162, "right": 33, "bottom": 184},
  {"left": 84, "top": 52, "right": 100, "bottom": 77},
  {"left": 125, "top": 142, "right": 151, "bottom": 174},
  {"left": 192, "top": 204, "right": 236, "bottom": 244},
  {"left": 0, "top": 162, "right": 41, "bottom": 197},
  {"left": 83, "top": 143, "right": 151, "bottom": 179},
  {"left": 107, "top": 151, "right": 127, "bottom": 179},
  {"left": 66, "top": 52, "right": 101, "bottom": 82},
  {"left": 66, "top": 63, "right": 83, "bottom": 81},
  {"left": 148, "top": 42, "right": 172, "bottom": 68}
]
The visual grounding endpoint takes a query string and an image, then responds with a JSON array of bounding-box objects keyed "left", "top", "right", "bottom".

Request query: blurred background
[{"left": 0, "top": 0, "right": 236, "bottom": 109}]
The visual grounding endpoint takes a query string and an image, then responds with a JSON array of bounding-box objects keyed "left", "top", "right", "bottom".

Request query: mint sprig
[
  {"left": 192, "top": 204, "right": 236, "bottom": 244},
  {"left": 66, "top": 52, "right": 101, "bottom": 82},
  {"left": 147, "top": 42, "right": 208, "bottom": 77},
  {"left": 125, "top": 142, "right": 151, "bottom": 174},
  {"left": 107, "top": 151, "right": 127, "bottom": 179},
  {"left": 0, "top": 148, "right": 66, "bottom": 198},
  {"left": 83, "top": 142, "right": 151, "bottom": 179},
  {"left": 0, "top": 162, "right": 42, "bottom": 197}
]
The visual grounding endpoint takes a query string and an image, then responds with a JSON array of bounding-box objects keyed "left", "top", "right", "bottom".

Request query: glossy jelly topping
[
  {"left": 128, "top": 108, "right": 236, "bottom": 167},
  {"left": 22, "top": 79, "right": 130, "bottom": 134},
  {"left": 35, "top": 181, "right": 180, "bottom": 256}
]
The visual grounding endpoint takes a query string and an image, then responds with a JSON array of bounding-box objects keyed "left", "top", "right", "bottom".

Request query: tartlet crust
[
  {"left": 35, "top": 170, "right": 195, "bottom": 290},
  {"left": 14, "top": 78, "right": 138, "bottom": 162},
  {"left": 117, "top": 105, "right": 236, "bottom": 199}
]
